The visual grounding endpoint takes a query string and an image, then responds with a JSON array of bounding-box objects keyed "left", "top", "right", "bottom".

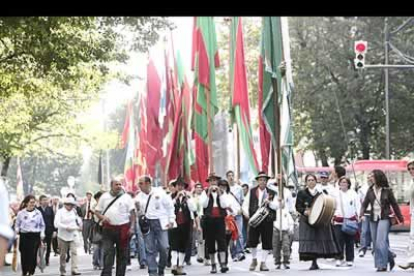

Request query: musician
[
  {"left": 200, "top": 173, "right": 230, "bottom": 274},
  {"left": 242, "top": 172, "right": 275, "bottom": 272},
  {"left": 170, "top": 178, "right": 196, "bottom": 275},
  {"left": 295, "top": 174, "right": 340, "bottom": 270}
]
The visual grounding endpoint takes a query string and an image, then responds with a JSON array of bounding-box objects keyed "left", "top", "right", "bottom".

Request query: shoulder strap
[
  {"left": 102, "top": 193, "right": 123, "bottom": 216},
  {"left": 229, "top": 192, "right": 241, "bottom": 207},
  {"left": 144, "top": 194, "right": 153, "bottom": 214}
]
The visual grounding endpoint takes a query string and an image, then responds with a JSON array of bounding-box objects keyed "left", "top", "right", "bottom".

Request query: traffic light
[{"left": 354, "top": 41, "right": 367, "bottom": 69}]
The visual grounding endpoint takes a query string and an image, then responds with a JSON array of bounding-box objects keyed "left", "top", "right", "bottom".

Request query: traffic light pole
[{"left": 361, "top": 18, "right": 414, "bottom": 159}]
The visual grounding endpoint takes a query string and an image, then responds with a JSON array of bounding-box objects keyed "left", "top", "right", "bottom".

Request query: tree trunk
[
  {"left": 318, "top": 150, "right": 329, "bottom": 167},
  {"left": 359, "top": 124, "right": 371, "bottom": 160},
  {"left": 1, "top": 156, "right": 11, "bottom": 177}
]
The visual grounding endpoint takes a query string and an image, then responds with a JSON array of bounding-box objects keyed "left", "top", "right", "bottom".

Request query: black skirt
[{"left": 298, "top": 216, "right": 340, "bottom": 261}]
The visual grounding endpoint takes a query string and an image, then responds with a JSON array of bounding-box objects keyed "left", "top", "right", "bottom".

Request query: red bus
[{"left": 297, "top": 160, "right": 411, "bottom": 232}]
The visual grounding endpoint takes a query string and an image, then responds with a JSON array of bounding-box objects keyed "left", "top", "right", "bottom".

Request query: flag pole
[
  {"left": 236, "top": 124, "right": 240, "bottom": 181},
  {"left": 206, "top": 88, "right": 214, "bottom": 174}
]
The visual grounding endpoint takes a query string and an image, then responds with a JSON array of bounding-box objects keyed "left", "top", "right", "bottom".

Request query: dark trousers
[
  {"left": 205, "top": 217, "right": 226, "bottom": 254},
  {"left": 184, "top": 226, "right": 194, "bottom": 263},
  {"left": 82, "top": 219, "right": 93, "bottom": 253},
  {"left": 334, "top": 225, "right": 355, "bottom": 262},
  {"left": 52, "top": 235, "right": 59, "bottom": 254},
  {"left": 19, "top": 232, "right": 41, "bottom": 276},
  {"left": 247, "top": 220, "right": 273, "bottom": 250},
  {"left": 44, "top": 233, "right": 53, "bottom": 264},
  {"left": 101, "top": 226, "right": 129, "bottom": 276},
  {"left": 224, "top": 233, "right": 232, "bottom": 264},
  {"left": 170, "top": 222, "right": 192, "bottom": 252}
]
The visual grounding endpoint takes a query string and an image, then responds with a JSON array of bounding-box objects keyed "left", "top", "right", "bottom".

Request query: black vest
[
  {"left": 248, "top": 186, "right": 275, "bottom": 217},
  {"left": 172, "top": 193, "right": 192, "bottom": 221},
  {"left": 203, "top": 192, "right": 227, "bottom": 218}
]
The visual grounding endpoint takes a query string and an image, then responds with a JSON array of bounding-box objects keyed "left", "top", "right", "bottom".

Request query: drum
[
  {"left": 308, "top": 194, "right": 336, "bottom": 227},
  {"left": 249, "top": 206, "right": 270, "bottom": 228}
]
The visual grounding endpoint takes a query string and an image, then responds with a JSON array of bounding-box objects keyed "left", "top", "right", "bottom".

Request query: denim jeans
[
  {"left": 360, "top": 215, "right": 372, "bottom": 250},
  {"left": 135, "top": 222, "right": 147, "bottom": 266},
  {"left": 144, "top": 219, "right": 169, "bottom": 275},
  {"left": 230, "top": 215, "right": 244, "bottom": 259},
  {"left": 92, "top": 242, "right": 104, "bottom": 267},
  {"left": 370, "top": 219, "right": 392, "bottom": 269}
]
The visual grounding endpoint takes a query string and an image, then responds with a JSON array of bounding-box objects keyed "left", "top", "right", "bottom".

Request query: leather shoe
[
  {"left": 71, "top": 272, "right": 81, "bottom": 276},
  {"left": 398, "top": 263, "right": 414, "bottom": 270},
  {"left": 210, "top": 264, "right": 217, "bottom": 274}
]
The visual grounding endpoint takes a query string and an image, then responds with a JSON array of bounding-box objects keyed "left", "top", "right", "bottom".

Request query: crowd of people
[{"left": 0, "top": 160, "right": 414, "bottom": 276}]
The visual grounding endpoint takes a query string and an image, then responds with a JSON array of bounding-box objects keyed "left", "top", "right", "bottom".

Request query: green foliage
[{"left": 0, "top": 17, "right": 171, "bottom": 176}]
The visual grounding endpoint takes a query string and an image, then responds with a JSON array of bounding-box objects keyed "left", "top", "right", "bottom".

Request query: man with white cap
[
  {"left": 399, "top": 160, "right": 414, "bottom": 270},
  {"left": 54, "top": 196, "right": 82, "bottom": 276}
]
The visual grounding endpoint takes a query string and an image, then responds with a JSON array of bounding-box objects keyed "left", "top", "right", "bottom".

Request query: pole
[
  {"left": 102, "top": 98, "right": 110, "bottom": 190},
  {"left": 384, "top": 17, "right": 390, "bottom": 160},
  {"left": 206, "top": 88, "right": 214, "bottom": 174},
  {"left": 236, "top": 124, "right": 240, "bottom": 180}
]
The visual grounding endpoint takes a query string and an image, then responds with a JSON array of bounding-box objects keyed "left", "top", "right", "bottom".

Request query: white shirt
[
  {"left": 54, "top": 207, "right": 82, "bottom": 242},
  {"left": 229, "top": 184, "right": 244, "bottom": 206},
  {"left": 274, "top": 207, "right": 294, "bottom": 232},
  {"left": 316, "top": 183, "right": 338, "bottom": 198},
  {"left": 269, "top": 187, "right": 296, "bottom": 214},
  {"left": 95, "top": 192, "right": 135, "bottom": 226},
  {"left": 226, "top": 193, "right": 240, "bottom": 216},
  {"left": 135, "top": 187, "right": 175, "bottom": 230},
  {"left": 334, "top": 189, "right": 360, "bottom": 221},
  {"left": 0, "top": 180, "right": 14, "bottom": 240},
  {"left": 200, "top": 191, "right": 231, "bottom": 209}
]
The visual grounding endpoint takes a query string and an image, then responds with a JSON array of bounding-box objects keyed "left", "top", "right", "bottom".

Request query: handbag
[
  {"left": 91, "top": 193, "right": 123, "bottom": 244},
  {"left": 389, "top": 207, "right": 399, "bottom": 226},
  {"left": 138, "top": 194, "right": 152, "bottom": 235},
  {"left": 339, "top": 191, "right": 359, "bottom": 236}
]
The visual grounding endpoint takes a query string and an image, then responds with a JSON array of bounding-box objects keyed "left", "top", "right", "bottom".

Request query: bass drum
[{"left": 308, "top": 194, "right": 336, "bottom": 227}]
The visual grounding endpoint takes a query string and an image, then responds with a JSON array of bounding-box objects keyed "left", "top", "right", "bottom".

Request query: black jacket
[
  {"left": 295, "top": 188, "right": 319, "bottom": 217},
  {"left": 360, "top": 186, "right": 404, "bottom": 223},
  {"left": 37, "top": 206, "right": 56, "bottom": 234}
]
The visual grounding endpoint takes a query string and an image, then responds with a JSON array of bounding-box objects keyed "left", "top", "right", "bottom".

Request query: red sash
[{"left": 211, "top": 207, "right": 221, "bottom": 218}]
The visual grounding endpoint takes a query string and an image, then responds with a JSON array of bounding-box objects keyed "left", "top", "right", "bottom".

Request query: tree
[{"left": 0, "top": 17, "right": 171, "bottom": 176}]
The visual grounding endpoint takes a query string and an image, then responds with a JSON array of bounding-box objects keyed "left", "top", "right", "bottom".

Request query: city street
[{"left": 1, "top": 233, "right": 412, "bottom": 276}]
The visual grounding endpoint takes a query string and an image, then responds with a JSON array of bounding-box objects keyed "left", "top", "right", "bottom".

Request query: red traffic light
[
  {"left": 356, "top": 43, "right": 366, "bottom": 52},
  {"left": 354, "top": 41, "right": 367, "bottom": 53}
]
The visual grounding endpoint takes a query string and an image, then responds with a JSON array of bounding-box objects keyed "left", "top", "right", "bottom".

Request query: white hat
[{"left": 63, "top": 196, "right": 77, "bottom": 206}]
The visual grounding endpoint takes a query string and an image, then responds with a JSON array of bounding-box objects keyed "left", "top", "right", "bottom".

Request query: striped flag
[{"left": 230, "top": 17, "right": 259, "bottom": 175}]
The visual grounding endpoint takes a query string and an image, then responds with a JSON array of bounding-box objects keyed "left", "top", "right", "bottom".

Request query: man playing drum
[
  {"left": 242, "top": 172, "right": 276, "bottom": 271},
  {"left": 295, "top": 174, "right": 340, "bottom": 270}
]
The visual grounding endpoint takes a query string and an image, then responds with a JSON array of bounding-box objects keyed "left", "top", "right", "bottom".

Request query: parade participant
[
  {"left": 399, "top": 160, "right": 414, "bottom": 270},
  {"left": 15, "top": 195, "right": 46, "bottom": 276},
  {"left": 200, "top": 173, "right": 231, "bottom": 274},
  {"left": 136, "top": 175, "right": 175, "bottom": 276},
  {"left": 226, "top": 170, "right": 245, "bottom": 262},
  {"left": 38, "top": 194, "right": 56, "bottom": 266},
  {"left": 170, "top": 178, "right": 196, "bottom": 275},
  {"left": 358, "top": 172, "right": 373, "bottom": 257},
  {"left": 329, "top": 166, "right": 346, "bottom": 187},
  {"left": 333, "top": 177, "right": 360, "bottom": 267},
  {"left": 295, "top": 174, "right": 340, "bottom": 270},
  {"left": 54, "top": 196, "right": 82, "bottom": 276},
  {"left": 192, "top": 183, "right": 206, "bottom": 264},
  {"left": 133, "top": 191, "right": 148, "bottom": 270},
  {"left": 51, "top": 196, "right": 62, "bottom": 256},
  {"left": 91, "top": 191, "right": 104, "bottom": 270},
  {"left": 242, "top": 172, "right": 275, "bottom": 272},
  {"left": 317, "top": 171, "right": 338, "bottom": 197},
  {"left": 80, "top": 191, "right": 94, "bottom": 254},
  {"left": 267, "top": 178, "right": 295, "bottom": 270},
  {"left": 166, "top": 180, "right": 177, "bottom": 269},
  {"left": 0, "top": 178, "right": 14, "bottom": 268},
  {"left": 218, "top": 179, "right": 240, "bottom": 267},
  {"left": 95, "top": 178, "right": 136, "bottom": 276},
  {"left": 241, "top": 183, "right": 249, "bottom": 252},
  {"left": 360, "top": 169, "right": 404, "bottom": 272}
]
